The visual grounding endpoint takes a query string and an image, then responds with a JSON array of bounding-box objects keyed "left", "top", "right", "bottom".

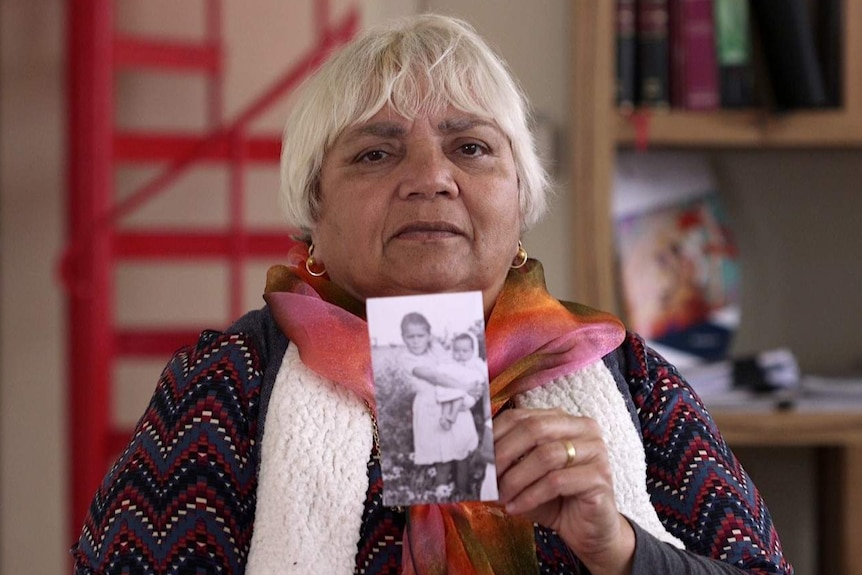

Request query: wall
[
  {"left": 3, "top": 1, "right": 857, "bottom": 573},
  {"left": 1, "top": 1, "right": 67, "bottom": 572},
  {"left": 717, "top": 149, "right": 862, "bottom": 374}
]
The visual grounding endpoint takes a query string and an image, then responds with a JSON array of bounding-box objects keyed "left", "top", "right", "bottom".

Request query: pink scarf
[{"left": 264, "top": 245, "right": 625, "bottom": 574}]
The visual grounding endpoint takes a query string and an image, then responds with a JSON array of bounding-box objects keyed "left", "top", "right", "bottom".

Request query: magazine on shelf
[{"left": 613, "top": 151, "right": 740, "bottom": 370}]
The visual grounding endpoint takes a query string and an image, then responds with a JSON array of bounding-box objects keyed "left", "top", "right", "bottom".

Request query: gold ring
[{"left": 562, "top": 440, "right": 577, "bottom": 468}]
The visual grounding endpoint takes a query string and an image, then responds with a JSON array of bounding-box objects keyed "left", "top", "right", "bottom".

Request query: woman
[{"left": 72, "top": 14, "right": 792, "bottom": 575}]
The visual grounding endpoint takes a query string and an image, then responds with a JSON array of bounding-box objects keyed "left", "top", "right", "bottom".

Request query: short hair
[
  {"left": 280, "top": 13, "right": 550, "bottom": 239},
  {"left": 400, "top": 312, "right": 431, "bottom": 334}
]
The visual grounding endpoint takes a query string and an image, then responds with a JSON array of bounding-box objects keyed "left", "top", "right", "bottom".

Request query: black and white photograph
[{"left": 366, "top": 291, "right": 498, "bottom": 507}]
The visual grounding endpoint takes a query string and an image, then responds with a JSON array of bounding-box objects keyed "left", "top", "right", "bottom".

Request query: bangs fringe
[{"left": 337, "top": 24, "right": 510, "bottom": 134}]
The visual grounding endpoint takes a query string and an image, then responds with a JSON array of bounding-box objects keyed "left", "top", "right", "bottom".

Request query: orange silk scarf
[{"left": 263, "top": 244, "right": 625, "bottom": 574}]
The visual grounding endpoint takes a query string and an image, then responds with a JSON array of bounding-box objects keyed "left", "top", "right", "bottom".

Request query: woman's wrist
[{"left": 573, "top": 514, "right": 636, "bottom": 575}]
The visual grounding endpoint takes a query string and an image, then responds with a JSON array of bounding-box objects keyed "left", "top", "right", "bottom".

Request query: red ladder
[{"left": 64, "top": 0, "right": 358, "bottom": 539}]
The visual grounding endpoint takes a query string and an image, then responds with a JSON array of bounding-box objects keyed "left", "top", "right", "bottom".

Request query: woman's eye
[
  {"left": 358, "top": 149, "right": 388, "bottom": 163},
  {"left": 459, "top": 143, "right": 487, "bottom": 157}
]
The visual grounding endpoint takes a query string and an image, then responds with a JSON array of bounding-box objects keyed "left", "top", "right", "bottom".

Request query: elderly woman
[{"left": 72, "top": 14, "right": 792, "bottom": 575}]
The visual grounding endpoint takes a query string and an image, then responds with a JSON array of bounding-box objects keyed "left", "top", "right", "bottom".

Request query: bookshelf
[
  {"left": 570, "top": 0, "right": 862, "bottom": 312},
  {"left": 568, "top": 2, "right": 862, "bottom": 573}
]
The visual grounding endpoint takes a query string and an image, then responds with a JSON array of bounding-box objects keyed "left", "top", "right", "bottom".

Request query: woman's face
[
  {"left": 402, "top": 322, "right": 432, "bottom": 355},
  {"left": 311, "top": 105, "right": 522, "bottom": 314}
]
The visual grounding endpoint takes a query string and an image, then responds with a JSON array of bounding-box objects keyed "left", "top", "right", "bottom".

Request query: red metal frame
[
  {"left": 64, "top": 0, "right": 358, "bottom": 540},
  {"left": 66, "top": 0, "right": 114, "bottom": 544}
]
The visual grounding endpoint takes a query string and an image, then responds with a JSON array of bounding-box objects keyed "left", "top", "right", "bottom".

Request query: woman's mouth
[{"left": 392, "top": 221, "right": 463, "bottom": 241}]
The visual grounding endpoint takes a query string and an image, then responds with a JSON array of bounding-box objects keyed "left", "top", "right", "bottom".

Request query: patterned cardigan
[{"left": 71, "top": 307, "right": 792, "bottom": 574}]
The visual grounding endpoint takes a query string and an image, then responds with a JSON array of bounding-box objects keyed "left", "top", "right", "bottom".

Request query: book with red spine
[{"left": 669, "top": 0, "right": 719, "bottom": 109}]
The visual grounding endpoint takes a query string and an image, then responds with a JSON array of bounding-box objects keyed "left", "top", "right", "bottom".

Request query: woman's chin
[
  {"left": 343, "top": 244, "right": 506, "bottom": 300},
  {"left": 380, "top": 250, "right": 476, "bottom": 292},
  {"left": 390, "top": 271, "right": 474, "bottom": 295}
]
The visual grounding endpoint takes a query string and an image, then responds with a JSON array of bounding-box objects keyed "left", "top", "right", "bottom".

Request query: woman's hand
[{"left": 493, "top": 408, "right": 636, "bottom": 575}]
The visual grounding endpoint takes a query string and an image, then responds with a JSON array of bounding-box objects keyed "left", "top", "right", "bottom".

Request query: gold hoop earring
[
  {"left": 511, "top": 241, "right": 528, "bottom": 269},
  {"left": 305, "top": 244, "right": 326, "bottom": 277}
]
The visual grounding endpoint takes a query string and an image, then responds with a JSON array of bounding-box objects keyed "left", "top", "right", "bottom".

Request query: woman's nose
[{"left": 397, "top": 145, "right": 459, "bottom": 200}]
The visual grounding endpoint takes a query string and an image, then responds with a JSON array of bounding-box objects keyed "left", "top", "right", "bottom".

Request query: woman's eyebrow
[
  {"left": 344, "top": 121, "right": 406, "bottom": 141},
  {"left": 339, "top": 117, "right": 499, "bottom": 142},
  {"left": 437, "top": 117, "right": 498, "bottom": 134}
]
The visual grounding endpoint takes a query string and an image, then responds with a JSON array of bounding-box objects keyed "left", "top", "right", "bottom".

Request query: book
[
  {"left": 617, "top": 0, "right": 637, "bottom": 110},
  {"left": 680, "top": 347, "right": 800, "bottom": 406},
  {"left": 749, "top": 0, "right": 827, "bottom": 109},
  {"left": 636, "top": 0, "right": 670, "bottom": 108},
  {"left": 814, "top": 0, "right": 842, "bottom": 107},
  {"left": 669, "top": 0, "right": 719, "bottom": 110},
  {"left": 713, "top": 0, "right": 755, "bottom": 107},
  {"left": 613, "top": 152, "right": 740, "bottom": 364}
]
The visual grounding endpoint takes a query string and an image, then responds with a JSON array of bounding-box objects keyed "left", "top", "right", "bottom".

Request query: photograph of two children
[{"left": 367, "top": 291, "right": 498, "bottom": 507}]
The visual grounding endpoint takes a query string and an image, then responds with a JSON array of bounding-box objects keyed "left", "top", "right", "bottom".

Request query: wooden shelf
[
  {"left": 615, "top": 109, "right": 862, "bottom": 148},
  {"left": 712, "top": 409, "right": 862, "bottom": 446}
]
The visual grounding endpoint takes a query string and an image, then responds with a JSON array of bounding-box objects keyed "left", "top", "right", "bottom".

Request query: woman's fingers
[
  {"left": 493, "top": 408, "right": 601, "bottom": 475},
  {"left": 497, "top": 435, "right": 603, "bottom": 502},
  {"left": 504, "top": 464, "right": 604, "bottom": 515}
]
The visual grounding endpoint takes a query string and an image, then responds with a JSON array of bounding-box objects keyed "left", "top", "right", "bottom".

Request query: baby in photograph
[{"left": 435, "top": 333, "right": 486, "bottom": 430}]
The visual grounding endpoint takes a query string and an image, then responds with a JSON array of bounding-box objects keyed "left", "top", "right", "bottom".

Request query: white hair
[{"left": 280, "top": 13, "right": 551, "bottom": 238}]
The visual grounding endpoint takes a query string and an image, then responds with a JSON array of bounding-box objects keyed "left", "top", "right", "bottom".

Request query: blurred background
[{"left": 3, "top": 0, "right": 862, "bottom": 573}]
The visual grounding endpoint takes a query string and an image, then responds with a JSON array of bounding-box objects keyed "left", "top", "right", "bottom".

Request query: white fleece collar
[
  {"left": 246, "top": 344, "right": 374, "bottom": 574},
  {"left": 246, "top": 344, "right": 682, "bottom": 574}
]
